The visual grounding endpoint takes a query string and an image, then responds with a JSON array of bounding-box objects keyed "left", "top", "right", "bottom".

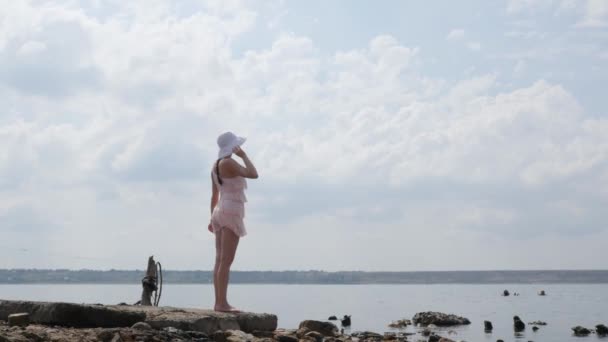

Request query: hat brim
[{"left": 218, "top": 136, "right": 246, "bottom": 158}]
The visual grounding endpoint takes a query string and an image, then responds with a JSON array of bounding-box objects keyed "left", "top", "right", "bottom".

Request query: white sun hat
[{"left": 217, "top": 131, "right": 246, "bottom": 159}]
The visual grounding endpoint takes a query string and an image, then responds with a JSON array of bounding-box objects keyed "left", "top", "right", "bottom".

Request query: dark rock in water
[
  {"left": 596, "top": 324, "right": 608, "bottom": 336},
  {"left": 538, "top": 290, "right": 546, "bottom": 296},
  {"left": 351, "top": 331, "right": 382, "bottom": 341},
  {"left": 340, "top": 315, "right": 351, "bottom": 327},
  {"left": 328, "top": 315, "right": 337, "bottom": 321},
  {"left": 428, "top": 334, "right": 455, "bottom": 342},
  {"left": 484, "top": 320, "right": 493, "bottom": 331},
  {"left": 528, "top": 321, "right": 547, "bottom": 326},
  {"left": 421, "top": 328, "right": 432, "bottom": 336},
  {"left": 388, "top": 319, "right": 410, "bottom": 328},
  {"left": 513, "top": 316, "right": 525, "bottom": 331},
  {"left": 572, "top": 326, "right": 591, "bottom": 336},
  {"left": 412, "top": 312, "right": 470, "bottom": 326},
  {"left": 299, "top": 320, "right": 338, "bottom": 337},
  {"left": 532, "top": 326, "right": 539, "bottom": 332},
  {"left": 497, "top": 340, "right": 504, "bottom": 342},
  {"left": 503, "top": 290, "right": 510, "bottom": 296}
]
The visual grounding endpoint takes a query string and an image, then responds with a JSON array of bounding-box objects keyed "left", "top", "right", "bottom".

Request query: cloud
[
  {"left": 0, "top": 1, "right": 606, "bottom": 270},
  {"left": 446, "top": 29, "right": 465, "bottom": 41}
]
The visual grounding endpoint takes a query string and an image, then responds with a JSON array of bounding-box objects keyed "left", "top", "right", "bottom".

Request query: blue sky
[{"left": 0, "top": 0, "right": 607, "bottom": 271}]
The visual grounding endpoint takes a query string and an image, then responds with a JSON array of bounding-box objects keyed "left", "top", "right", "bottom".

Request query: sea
[{"left": 1, "top": 283, "right": 607, "bottom": 342}]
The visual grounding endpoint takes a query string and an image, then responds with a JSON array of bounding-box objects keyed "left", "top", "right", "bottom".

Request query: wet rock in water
[
  {"left": 388, "top": 319, "right": 411, "bottom": 328},
  {"left": 428, "top": 334, "right": 455, "bottom": 342},
  {"left": 420, "top": 328, "right": 432, "bottom": 336},
  {"left": 503, "top": 290, "right": 510, "bottom": 296},
  {"left": 131, "top": 322, "right": 151, "bottom": 330},
  {"left": 513, "top": 316, "right": 525, "bottom": 331},
  {"left": 341, "top": 315, "right": 351, "bottom": 327},
  {"left": 412, "top": 312, "right": 471, "bottom": 326},
  {"left": 484, "top": 320, "right": 493, "bottom": 331},
  {"left": 572, "top": 326, "right": 591, "bottom": 336},
  {"left": 383, "top": 332, "right": 396, "bottom": 340},
  {"left": 7, "top": 313, "right": 29, "bottom": 327},
  {"left": 596, "top": 324, "right": 608, "bottom": 336},
  {"left": 532, "top": 326, "right": 539, "bottom": 332},
  {"left": 299, "top": 320, "right": 339, "bottom": 337},
  {"left": 496, "top": 340, "right": 504, "bottom": 342},
  {"left": 528, "top": 321, "right": 547, "bottom": 326},
  {"left": 538, "top": 290, "right": 546, "bottom": 296},
  {"left": 351, "top": 331, "right": 383, "bottom": 340},
  {"left": 328, "top": 316, "right": 338, "bottom": 321}
]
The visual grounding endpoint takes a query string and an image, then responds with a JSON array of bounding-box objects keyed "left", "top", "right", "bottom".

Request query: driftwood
[{"left": 140, "top": 256, "right": 162, "bottom": 306}]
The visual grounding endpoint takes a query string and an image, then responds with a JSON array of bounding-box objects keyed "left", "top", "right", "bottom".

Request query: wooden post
[{"left": 141, "top": 256, "right": 158, "bottom": 306}]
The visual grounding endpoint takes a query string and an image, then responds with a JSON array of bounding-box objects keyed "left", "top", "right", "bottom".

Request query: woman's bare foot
[{"left": 214, "top": 304, "right": 241, "bottom": 313}]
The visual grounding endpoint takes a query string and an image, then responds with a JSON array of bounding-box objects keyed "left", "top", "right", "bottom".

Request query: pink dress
[{"left": 210, "top": 169, "right": 248, "bottom": 237}]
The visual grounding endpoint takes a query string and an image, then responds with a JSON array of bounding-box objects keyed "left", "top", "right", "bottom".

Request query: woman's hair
[{"left": 215, "top": 159, "right": 223, "bottom": 185}]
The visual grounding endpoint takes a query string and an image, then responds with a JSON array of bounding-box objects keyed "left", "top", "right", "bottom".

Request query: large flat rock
[{"left": 0, "top": 300, "right": 277, "bottom": 334}]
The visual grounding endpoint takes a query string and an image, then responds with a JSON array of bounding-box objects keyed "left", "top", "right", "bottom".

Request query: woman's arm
[{"left": 221, "top": 146, "right": 259, "bottom": 179}]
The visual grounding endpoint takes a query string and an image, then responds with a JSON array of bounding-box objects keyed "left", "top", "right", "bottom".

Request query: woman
[{"left": 208, "top": 131, "right": 258, "bottom": 312}]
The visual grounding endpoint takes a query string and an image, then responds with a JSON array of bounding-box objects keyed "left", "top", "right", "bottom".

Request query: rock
[
  {"left": 513, "top": 316, "right": 525, "bottom": 331},
  {"left": 340, "top": 315, "right": 351, "bottom": 327},
  {"left": 528, "top": 321, "right": 547, "bottom": 326},
  {"left": 497, "top": 340, "right": 504, "bottom": 342},
  {"left": 0, "top": 299, "right": 277, "bottom": 334},
  {"left": 412, "top": 312, "right": 470, "bottom": 326},
  {"left": 110, "top": 332, "right": 122, "bottom": 342},
  {"left": 596, "top": 324, "right": 608, "bottom": 336},
  {"left": 7, "top": 313, "right": 29, "bottom": 327},
  {"left": 305, "top": 331, "right": 324, "bottom": 342},
  {"left": 299, "top": 320, "right": 338, "bottom": 337},
  {"left": 296, "top": 327, "right": 311, "bottom": 338},
  {"left": 351, "top": 331, "right": 382, "bottom": 340},
  {"left": 532, "top": 326, "right": 539, "bottom": 332},
  {"left": 131, "top": 322, "right": 152, "bottom": 330},
  {"left": 226, "top": 329, "right": 255, "bottom": 342},
  {"left": 503, "top": 290, "right": 510, "bottom": 296},
  {"left": 328, "top": 316, "right": 337, "bottom": 321},
  {"left": 388, "top": 319, "right": 411, "bottom": 328},
  {"left": 484, "top": 320, "right": 493, "bottom": 331},
  {"left": 428, "top": 335, "right": 454, "bottom": 342},
  {"left": 572, "top": 326, "right": 591, "bottom": 336},
  {"left": 252, "top": 330, "right": 275, "bottom": 338},
  {"left": 420, "top": 328, "right": 432, "bottom": 336},
  {"left": 438, "top": 338, "right": 455, "bottom": 342},
  {"left": 277, "top": 334, "right": 299, "bottom": 342},
  {"left": 538, "top": 290, "right": 546, "bottom": 296}
]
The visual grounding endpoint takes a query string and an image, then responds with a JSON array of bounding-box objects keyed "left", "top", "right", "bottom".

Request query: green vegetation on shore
[{"left": 1, "top": 269, "right": 608, "bottom": 284}]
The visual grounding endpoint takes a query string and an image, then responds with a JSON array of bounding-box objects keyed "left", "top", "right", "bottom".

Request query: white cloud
[
  {"left": 446, "top": 29, "right": 465, "bottom": 41},
  {"left": 0, "top": 1, "right": 606, "bottom": 270}
]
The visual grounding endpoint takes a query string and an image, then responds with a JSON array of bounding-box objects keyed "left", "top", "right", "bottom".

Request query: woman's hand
[
  {"left": 233, "top": 146, "right": 246, "bottom": 158},
  {"left": 208, "top": 222, "right": 214, "bottom": 233}
]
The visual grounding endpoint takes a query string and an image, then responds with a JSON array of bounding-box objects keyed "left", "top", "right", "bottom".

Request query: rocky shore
[{"left": 1, "top": 300, "right": 607, "bottom": 341}]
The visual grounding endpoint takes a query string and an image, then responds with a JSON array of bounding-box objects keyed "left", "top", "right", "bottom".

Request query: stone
[
  {"left": 351, "top": 331, "right": 382, "bottom": 341},
  {"left": 572, "top": 326, "right": 591, "bottom": 336},
  {"left": 277, "top": 334, "right": 299, "bottom": 342},
  {"left": 528, "top": 321, "right": 547, "bottom": 326},
  {"left": 110, "top": 332, "right": 123, "bottom": 342},
  {"left": 513, "top": 316, "right": 525, "bottom": 331},
  {"left": 497, "top": 340, "right": 504, "bottom": 342},
  {"left": 131, "top": 322, "right": 152, "bottom": 330},
  {"left": 299, "top": 320, "right": 338, "bottom": 337},
  {"left": 340, "top": 315, "right": 351, "bottom": 327},
  {"left": 328, "top": 316, "right": 337, "bottom": 321},
  {"left": 412, "top": 312, "right": 470, "bottom": 326},
  {"left": 387, "top": 319, "right": 410, "bottom": 328},
  {"left": 305, "top": 331, "right": 324, "bottom": 342},
  {"left": 8, "top": 313, "right": 29, "bottom": 327},
  {"left": 538, "top": 290, "right": 546, "bottom": 296},
  {"left": 484, "top": 320, "right": 493, "bottom": 331},
  {"left": 532, "top": 326, "right": 539, "bottom": 332},
  {"left": 503, "top": 290, "right": 510, "bottom": 296},
  {"left": 596, "top": 324, "right": 608, "bottom": 336},
  {"left": 0, "top": 300, "right": 276, "bottom": 334},
  {"left": 225, "top": 329, "right": 255, "bottom": 342}
]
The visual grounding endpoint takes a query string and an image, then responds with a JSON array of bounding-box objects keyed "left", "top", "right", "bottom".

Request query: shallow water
[{"left": 1, "top": 283, "right": 607, "bottom": 341}]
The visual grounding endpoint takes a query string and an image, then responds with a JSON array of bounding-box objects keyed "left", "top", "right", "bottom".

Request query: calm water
[{"left": 1, "top": 284, "right": 607, "bottom": 341}]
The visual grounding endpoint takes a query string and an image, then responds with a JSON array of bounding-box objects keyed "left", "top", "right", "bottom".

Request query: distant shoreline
[{"left": 2, "top": 269, "right": 608, "bottom": 284}]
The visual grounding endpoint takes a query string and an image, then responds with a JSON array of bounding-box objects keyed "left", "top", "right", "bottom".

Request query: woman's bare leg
[
  {"left": 213, "top": 228, "right": 223, "bottom": 308},
  {"left": 214, "top": 228, "right": 240, "bottom": 312}
]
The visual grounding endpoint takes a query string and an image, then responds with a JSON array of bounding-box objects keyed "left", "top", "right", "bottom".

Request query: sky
[{"left": 0, "top": 0, "right": 607, "bottom": 271}]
